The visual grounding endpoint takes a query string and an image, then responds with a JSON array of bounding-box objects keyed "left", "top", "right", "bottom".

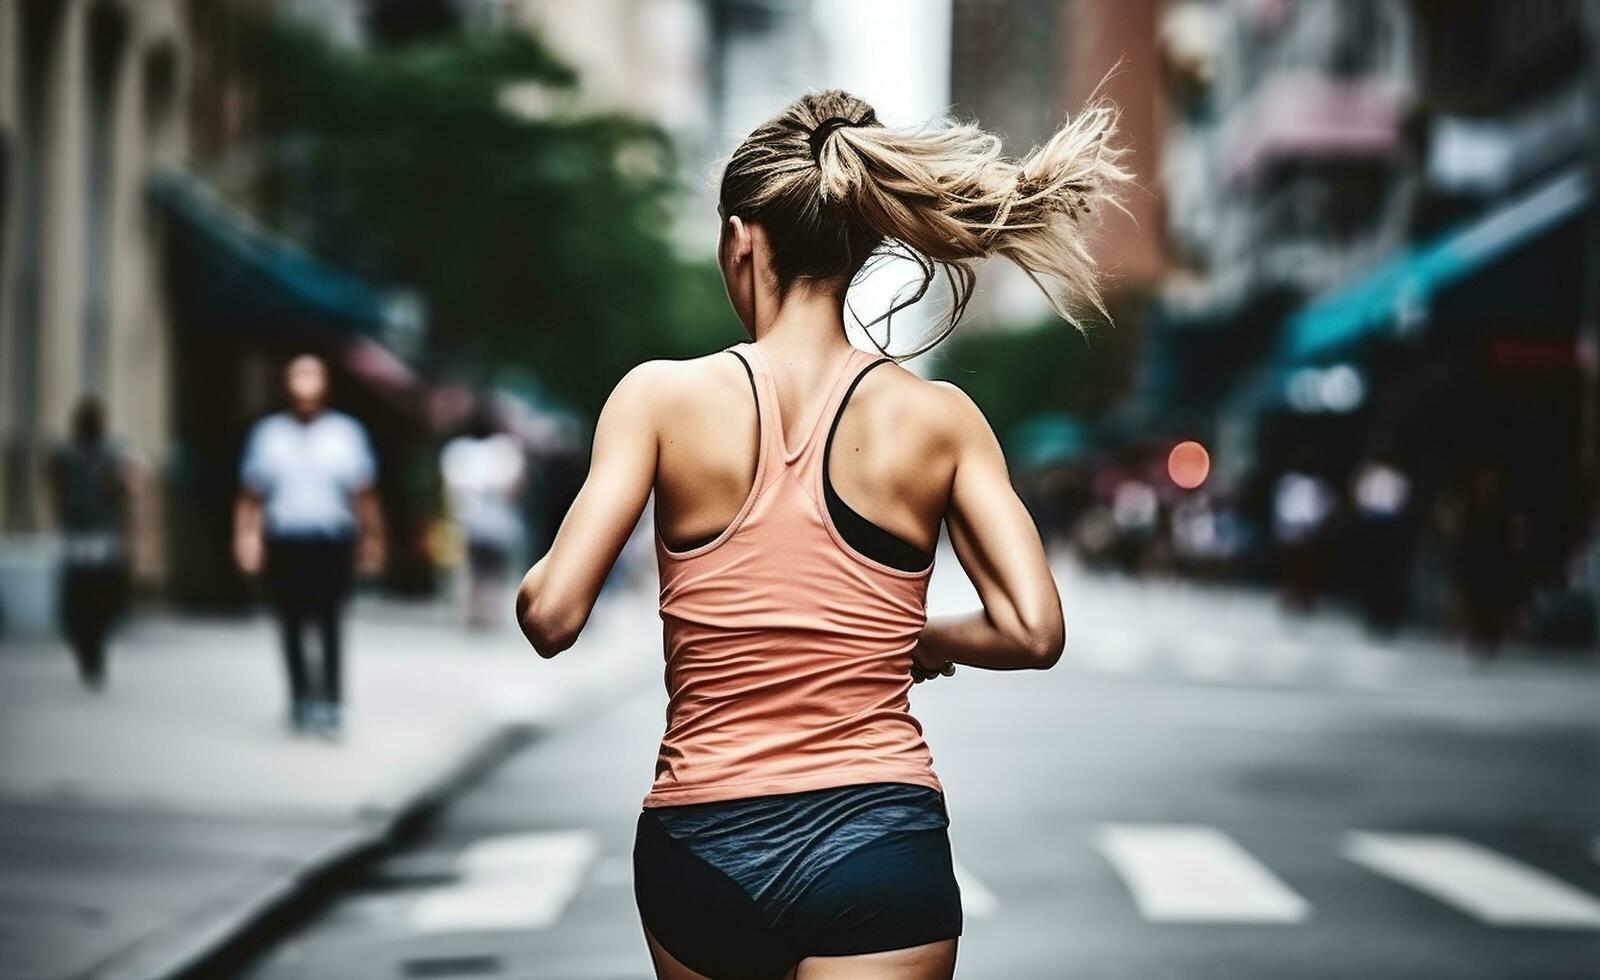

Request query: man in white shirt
[{"left": 234, "top": 354, "right": 384, "bottom": 736}]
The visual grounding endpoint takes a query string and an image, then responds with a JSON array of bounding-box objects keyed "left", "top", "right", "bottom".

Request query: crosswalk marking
[
  {"left": 1096, "top": 824, "right": 1311, "bottom": 923},
  {"left": 403, "top": 826, "right": 1600, "bottom": 936},
  {"left": 1344, "top": 833, "right": 1600, "bottom": 929},
  {"left": 950, "top": 852, "right": 999, "bottom": 919},
  {"left": 410, "top": 830, "right": 600, "bottom": 933}
]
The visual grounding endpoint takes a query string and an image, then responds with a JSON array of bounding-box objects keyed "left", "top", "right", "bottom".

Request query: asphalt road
[{"left": 240, "top": 558, "right": 1600, "bottom": 979}]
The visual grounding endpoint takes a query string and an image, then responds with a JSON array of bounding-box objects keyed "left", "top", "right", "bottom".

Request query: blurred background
[{"left": 1, "top": 2, "right": 1598, "bottom": 979}]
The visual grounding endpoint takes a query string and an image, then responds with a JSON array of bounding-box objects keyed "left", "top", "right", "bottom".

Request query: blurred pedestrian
[
  {"left": 1446, "top": 464, "right": 1522, "bottom": 656},
  {"left": 234, "top": 354, "right": 384, "bottom": 737},
  {"left": 1349, "top": 453, "right": 1413, "bottom": 637},
  {"left": 45, "top": 397, "right": 135, "bottom": 691},
  {"left": 1272, "top": 464, "right": 1336, "bottom": 613},
  {"left": 515, "top": 89, "right": 1125, "bottom": 978},
  {"left": 1110, "top": 476, "right": 1160, "bottom": 574},
  {"left": 440, "top": 404, "right": 525, "bottom": 629}
]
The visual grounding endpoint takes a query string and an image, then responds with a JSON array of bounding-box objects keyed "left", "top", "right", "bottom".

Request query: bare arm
[
  {"left": 913, "top": 385, "right": 1065, "bottom": 672},
  {"left": 516, "top": 364, "right": 659, "bottom": 657},
  {"left": 233, "top": 490, "right": 264, "bottom": 577},
  {"left": 355, "top": 486, "right": 386, "bottom": 576}
]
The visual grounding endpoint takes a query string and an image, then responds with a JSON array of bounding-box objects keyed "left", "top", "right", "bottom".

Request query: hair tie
[{"left": 807, "top": 110, "right": 876, "bottom": 163}]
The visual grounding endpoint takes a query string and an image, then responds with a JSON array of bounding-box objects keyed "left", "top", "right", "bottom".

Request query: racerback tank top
[{"left": 642, "top": 341, "right": 943, "bottom": 808}]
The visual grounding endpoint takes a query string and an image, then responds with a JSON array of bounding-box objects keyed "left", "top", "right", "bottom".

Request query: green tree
[{"left": 248, "top": 15, "right": 734, "bottom": 418}]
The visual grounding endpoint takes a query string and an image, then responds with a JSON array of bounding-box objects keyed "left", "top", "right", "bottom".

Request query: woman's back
[
  {"left": 643, "top": 340, "right": 967, "bottom": 807},
  {"left": 651, "top": 340, "right": 957, "bottom": 560}
]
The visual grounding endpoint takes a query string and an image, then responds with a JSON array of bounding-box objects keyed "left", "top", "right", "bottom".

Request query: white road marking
[
  {"left": 1345, "top": 833, "right": 1600, "bottom": 929},
  {"left": 410, "top": 830, "right": 601, "bottom": 933},
  {"left": 1096, "top": 824, "right": 1310, "bottom": 923},
  {"left": 949, "top": 852, "right": 999, "bottom": 919}
]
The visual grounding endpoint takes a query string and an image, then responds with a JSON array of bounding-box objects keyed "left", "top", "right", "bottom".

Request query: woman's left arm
[{"left": 516, "top": 364, "right": 660, "bottom": 657}]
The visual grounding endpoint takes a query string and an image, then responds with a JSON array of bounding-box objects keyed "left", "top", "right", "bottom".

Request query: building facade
[
  {"left": 1156, "top": 0, "right": 1419, "bottom": 323},
  {"left": 0, "top": 0, "right": 198, "bottom": 627},
  {"left": 0, "top": 0, "right": 406, "bottom": 624},
  {"left": 1148, "top": 0, "right": 1596, "bottom": 633}
]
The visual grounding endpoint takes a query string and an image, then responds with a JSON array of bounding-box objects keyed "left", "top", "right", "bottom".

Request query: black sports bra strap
[
  {"left": 728, "top": 348, "right": 760, "bottom": 427},
  {"left": 824, "top": 358, "right": 893, "bottom": 455},
  {"left": 822, "top": 358, "right": 935, "bottom": 573}
]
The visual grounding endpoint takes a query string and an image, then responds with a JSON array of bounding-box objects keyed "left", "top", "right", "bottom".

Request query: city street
[
  {"left": 6, "top": 1, "right": 1600, "bottom": 978},
  {"left": 240, "top": 553, "right": 1600, "bottom": 979}
]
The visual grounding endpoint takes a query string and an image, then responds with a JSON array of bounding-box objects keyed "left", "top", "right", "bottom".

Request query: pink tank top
[{"left": 641, "top": 342, "right": 944, "bottom": 808}]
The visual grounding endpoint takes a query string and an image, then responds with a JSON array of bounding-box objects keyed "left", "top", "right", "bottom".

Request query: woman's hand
[{"left": 910, "top": 638, "right": 957, "bottom": 684}]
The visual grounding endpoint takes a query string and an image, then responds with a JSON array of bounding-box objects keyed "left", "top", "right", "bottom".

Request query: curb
[{"left": 88, "top": 721, "right": 540, "bottom": 980}]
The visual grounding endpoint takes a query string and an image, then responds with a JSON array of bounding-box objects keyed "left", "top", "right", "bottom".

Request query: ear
[{"left": 726, "top": 215, "right": 753, "bottom": 263}]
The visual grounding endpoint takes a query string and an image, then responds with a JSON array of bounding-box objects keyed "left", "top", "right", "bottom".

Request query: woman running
[{"left": 516, "top": 89, "right": 1128, "bottom": 980}]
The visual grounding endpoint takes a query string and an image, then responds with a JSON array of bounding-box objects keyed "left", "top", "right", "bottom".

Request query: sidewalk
[{"left": 0, "top": 581, "right": 660, "bottom": 980}]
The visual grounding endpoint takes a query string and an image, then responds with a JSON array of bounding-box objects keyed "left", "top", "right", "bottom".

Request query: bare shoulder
[
  {"left": 863, "top": 363, "right": 992, "bottom": 441},
  {"left": 610, "top": 351, "right": 747, "bottom": 411},
  {"left": 614, "top": 353, "right": 758, "bottom": 441},
  {"left": 836, "top": 360, "right": 989, "bottom": 469},
  {"left": 924, "top": 376, "right": 993, "bottom": 434}
]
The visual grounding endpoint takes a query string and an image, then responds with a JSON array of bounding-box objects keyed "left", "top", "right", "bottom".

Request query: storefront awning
[
  {"left": 148, "top": 171, "right": 398, "bottom": 339},
  {"left": 1009, "top": 412, "right": 1096, "bottom": 468},
  {"left": 1280, "top": 167, "right": 1589, "bottom": 362}
]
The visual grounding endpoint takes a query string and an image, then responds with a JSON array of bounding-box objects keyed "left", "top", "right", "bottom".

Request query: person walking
[
  {"left": 1349, "top": 451, "right": 1414, "bottom": 637},
  {"left": 234, "top": 354, "right": 384, "bottom": 737},
  {"left": 516, "top": 90, "right": 1127, "bottom": 979},
  {"left": 440, "top": 404, "right": 526, "bottom": 629},
  {"left": 45, "top": 397, "right": 136, "bottom": 691}
]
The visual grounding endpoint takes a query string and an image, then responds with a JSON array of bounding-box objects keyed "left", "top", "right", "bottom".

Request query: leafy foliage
[{"left": 247, "top": 15, "right": 736, "bottom": 418}]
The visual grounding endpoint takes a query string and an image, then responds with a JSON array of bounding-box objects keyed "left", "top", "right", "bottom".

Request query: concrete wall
[{"left": 0, "top": 0, "right": 189, "bottom": 629}]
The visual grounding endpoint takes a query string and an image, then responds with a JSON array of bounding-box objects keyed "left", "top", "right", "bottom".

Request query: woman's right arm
[
  {"left": 516, "top": 363, "right": 659, "bottom": 657},
  {"left": 913, "top": 383, "right": 1066, "bottom": 672}
]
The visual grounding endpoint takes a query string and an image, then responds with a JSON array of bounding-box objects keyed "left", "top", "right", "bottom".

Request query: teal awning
[
  {"left": 1010, "top": 412, "right": 1094, "bottom": 468},
  {"left": 149, "top": 171, "right": 395, "bottom": 338},
  {"left": 1280, "top": 168, "right": 1588, "bottom": 362}
]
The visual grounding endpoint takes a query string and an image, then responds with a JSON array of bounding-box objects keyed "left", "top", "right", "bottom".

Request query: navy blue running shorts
[{"left": 632, "top": 781, "right": 963, "bottom": 979}]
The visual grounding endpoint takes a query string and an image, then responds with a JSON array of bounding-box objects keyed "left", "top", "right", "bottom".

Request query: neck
[{"left": 752, "top": 283, "right": 855, "bottom": 364}]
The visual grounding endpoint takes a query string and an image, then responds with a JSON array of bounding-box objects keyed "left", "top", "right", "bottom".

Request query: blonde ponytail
[{"left": 718, "top": 89, "right": 1132, "bottom": 357}]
